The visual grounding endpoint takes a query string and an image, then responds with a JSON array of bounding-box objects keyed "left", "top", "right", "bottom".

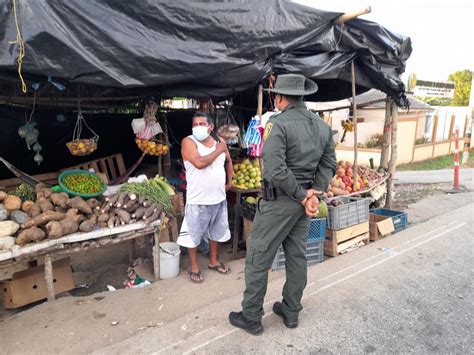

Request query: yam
[
  {"left": 38, "top": 197, "right": 54, "bottom": 213},
  {"left": 100, "top": 201, "right": 111, "bottom": 214},
  {"left": 21, "top": 200, "right": 35, "bottom": 212},
  {"left": 0, "top": 221, "right": 20, "bottom": 238},
  {"left": 0, "top": 191, "right": 7, "bottom": 202},
  {"left": 115, "top": 209, "right": 131, "bottom": 224},
  {"left": 128, "top": 193, "right": 137, "bottom": 201},
  {"left": 10, "top": 210, "right": 30, "bottom": 225},
  {"left": 138, "top": 196, "right": 146, "bottom": 205},
  {"left": 97, "top": 213, "right": 109, "bottom": 223},
  {"left": 98, "top": 222, "right": 108, "bottom": 229},
  {"left": 86, "top": 198, "right": 100, "bottom": 210},
  {"left": 34, "top": 183, "right": 48, "bottom": 193},
  {"left": 133, "top": 207, "right": 147, "bottom": 219},
  {"left": 68, "top": 196, "right": 92, "bottom": 214},
  {"left": 50, "top": 193, "right": 69, "bottom": 208},
  {"left": 79, "top": 215, "right": 97, "bottom": 233},
  {"left": 0, "top": 236, "right": 15, "bottom": 250},
  {"left": 15, "top": 227, "right": 46, "bottom": 246},
  {"left": 46, "top": 220, "right": 79, "bottom": 239},
  {"left": 27, "top": 203, "right": 42, "bottom": 218},
  {"left": 36, "top": 187, "right": 53, "bottom": 200},
  {"left": 144, "top": 207, "right": 161, "bottom": 225},
  {"left": 22, "top": 211, "right": 65, "bottom": 229},
  {"left": 0, "top": 204, "right": 7, "bottom": 221},
  {"left": 125, "top": 200, "right": 138, "bottom": 212},
  {"left": 4, "top": 195, "right": 21, "bottom": 211}
]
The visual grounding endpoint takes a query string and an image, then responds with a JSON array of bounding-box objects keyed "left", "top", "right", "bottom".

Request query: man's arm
[
  {"left": 264, "top": 121, "right": 307, "bottom": 202},
  {"left": 181, "top": 137, "right": 226, "bottom": 169},
  {"left": 312, "top": 126, "right": 337, "bottom": 192}
]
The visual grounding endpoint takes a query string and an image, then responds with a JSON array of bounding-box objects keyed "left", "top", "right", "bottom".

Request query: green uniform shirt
[{"left": 262, "top": 102, "right": 337, "bottom": 202}]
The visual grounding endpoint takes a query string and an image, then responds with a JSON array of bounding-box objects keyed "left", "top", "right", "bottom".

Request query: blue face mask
[{"left": 192, "top": 126, "right": 210, "bottom": 141}]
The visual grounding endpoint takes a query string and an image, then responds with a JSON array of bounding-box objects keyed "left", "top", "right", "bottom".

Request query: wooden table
[
  {"left": 228, "top": 188, "right": 259, "bottom": 260},
  {"left": 0, "top": 215, "right": 169, "bottom": 302}
]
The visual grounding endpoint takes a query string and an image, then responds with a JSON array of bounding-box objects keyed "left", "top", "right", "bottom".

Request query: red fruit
[
  {"left": 346, "top": 170, "right": 353, "bottom": 178},
  {"left": 345, "top": 161, "right": 353, "bottom": 168}
]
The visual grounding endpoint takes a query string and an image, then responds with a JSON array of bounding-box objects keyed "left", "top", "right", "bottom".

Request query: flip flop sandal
[
  {"left": 188, "top": 270, "right": 204, "bottom": 284},
  {"left": 208, "top": 263, "right": 231, "bottom": 274}
]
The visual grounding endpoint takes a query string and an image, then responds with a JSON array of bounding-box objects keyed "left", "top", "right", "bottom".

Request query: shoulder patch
[{"left": 263, "top": 123, "right": 273, "bottom": 141}]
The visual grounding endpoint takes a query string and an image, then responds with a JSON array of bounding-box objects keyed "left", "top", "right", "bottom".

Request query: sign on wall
[{"left": 413, "top": 80, "right": 455, "bottom": 99}]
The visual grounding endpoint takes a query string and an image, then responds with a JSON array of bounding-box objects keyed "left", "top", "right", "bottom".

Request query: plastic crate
[
  {"left": 307, "top": 218, "right": 327, "bottom": 241},
  {"left": 370, "top": 208, "right": 408, "bottom": 233},
  {"left": 327, "top": 196, "right": 369, "bottom": 230},
  {"left": 272, "top": 239, "right": 324, "bottom": 271}
]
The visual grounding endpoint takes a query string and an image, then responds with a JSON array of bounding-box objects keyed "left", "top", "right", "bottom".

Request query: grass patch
[{"left": 397, "top": 148, "right": 474, "bottom": 171}]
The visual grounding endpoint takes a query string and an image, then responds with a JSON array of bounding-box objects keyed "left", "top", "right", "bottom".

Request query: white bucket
[{"left": 159, "top": 242, "right": 181, "bottom": 279}]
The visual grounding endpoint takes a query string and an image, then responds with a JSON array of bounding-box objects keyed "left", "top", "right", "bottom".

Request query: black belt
[
  {"left": 273, "top": 182, "right": 312, "bottom": 198},
  {"left": 300, "top": 182, "right": 312, "bottom": 189}
]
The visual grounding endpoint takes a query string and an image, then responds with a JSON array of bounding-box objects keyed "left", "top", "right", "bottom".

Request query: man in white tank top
[{"left": 177, "top": 112, "right": 234, "bottom": 283}]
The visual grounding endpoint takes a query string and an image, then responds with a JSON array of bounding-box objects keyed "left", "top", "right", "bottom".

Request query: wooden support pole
[
  {"left": 386, "top": 101, "right": 398, "bottom": 209},
  {"left": 162, "top": 114, "right": 171, "bottom": 177},
  {"left": 380, "top": 97, "right": 392, "bottom": 171},
  {"left": 336, "top": 6, "right": 372, "bottom": 24},
  {"left": 257, "top": 84, "right": 263, "bottom": 119},
  {"left": 351, "top": 61, "right": 359, "bottom": 191},
  {"left": 44, "top": 254, "right": 55, "bottom": 301}
]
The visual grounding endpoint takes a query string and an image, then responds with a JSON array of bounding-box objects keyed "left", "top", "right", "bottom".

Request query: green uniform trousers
[{"left": 242, "top": 195, "right": 310, "bottom": 322}]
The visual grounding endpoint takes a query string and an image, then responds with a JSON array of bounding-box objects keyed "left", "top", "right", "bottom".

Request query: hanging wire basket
[
  {"left": 67, "top": 109, "right": 99, "bottom": 156},
  {"left": 135, "top": 133, "right": 170, "bottom": 156}
]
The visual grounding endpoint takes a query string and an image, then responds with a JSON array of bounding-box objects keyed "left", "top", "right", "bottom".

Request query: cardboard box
[
  {"left": 1, "top": 258, "right": 74, "bottom": 309},
  {"left": 369, "top": 214, "right": 395, "bottom": 241},
  {"left": 243, "top": 218, "right": 253, "bottom": 243}
]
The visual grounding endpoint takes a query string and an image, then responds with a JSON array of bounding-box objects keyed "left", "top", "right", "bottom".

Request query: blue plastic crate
[
  {"left": 272, "top": 240, "right": 324, "bottom": 271},
  {"left": 370, "top": 208, "right": 408, "bottom": 233},
  {"left": 307, "top": 218, "right": 327, "bottom": 241}
]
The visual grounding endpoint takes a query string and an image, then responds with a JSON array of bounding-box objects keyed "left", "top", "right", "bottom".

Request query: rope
[
  {"left": 9, "top": 0, "right": 27, "bottom": 93},
  {"left": 27, "top": 89, "right": 36, "bottom": 123}
]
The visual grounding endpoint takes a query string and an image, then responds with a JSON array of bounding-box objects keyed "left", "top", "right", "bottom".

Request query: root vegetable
[
  {"left": 107, "top": 214, "right": 116, "bottom": 228},
  {"left": 100, "top": 201, "right": 111, "bottom": 214},
  {"left": 143, "top": 204, "right": 158, "bottom": 219},
  {"left": 46, "top": 220, "right": 79, "bottom": 239},
  {"left": 108, "top": 193, "right": 120, "bottom": 207},
  {"left": 0, "top": 204, "right": 7, "bottom": 221},
  {"left": 34, "top": 183, "right": 48, "bottom": 193},
  {"left": 133, "top": 207, "right": 146, "bottom": 219},
  {"left": 144, "top": 207, "right": 162, "bottom": 225},
  {"left": 86, "top": 198, "right": 100, "bottom": 210},
  {"left": 50, "top": 193, "right": 69, "bottom": 208},
  {"left": 27, "top": 203, "right": 42, "bottom": 218},
  {"left": 0, "top": 221, "right": 20, "bottom": 238},
  {"left": 0, "top": 236, "right": 15, "bottom": 250},
  {"left": 21, "top": 200, "right": 35, "bottom": 212},
  {"left": 68, "top": 196, "right": 92, "bottom": 214},
  {"left": 10, "top": 210, "right": 30, "bottom": 225},
  {"left": 125, "top": 200, "right": 138, "bottom": 212},
  {"left": 98, "top": 222, "right": 108, "bottom": 229},
  {"left": 115, "top": 210, "right": 131, "bottom": 224},
  {"left": 16, "top": 227, "right": 46, "bottom": 246},
  {"left": 0, "top": 191, "right": 7, "bottom": 202},
  {"left": 138, "top": 196, "right": 146, "bottom": 206},
  {"left": 38, "top": 197, "right": 54, "bottom": 212},
  {"left": 79, "top": 215, "right": 97, "bottom": 232},
  {"left": 116, "top": 192, "right": 128, "bottom": 208},
  {"left": 4, "top": 195, "right": 21, "bottom": 211},
  {"left": 128, "top": 193, "right": 137, "bottom": 201},
  {"left": 36, "top": 187, "right": 53, "bottom": 200},
  {"left": 22, "top": 211, "right": 65, "bottom": 229},
  {"left": 98, "top": 213, "right": 109, "bottom": 223}
]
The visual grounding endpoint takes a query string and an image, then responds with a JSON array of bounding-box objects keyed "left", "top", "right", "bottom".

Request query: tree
[{"left": 448, "top": 69, "right": 472, "bottom": 106}]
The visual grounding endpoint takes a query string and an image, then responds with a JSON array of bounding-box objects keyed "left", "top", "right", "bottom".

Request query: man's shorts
[{"left": 177, "top": 200, "right": 231, "bottom": 248}]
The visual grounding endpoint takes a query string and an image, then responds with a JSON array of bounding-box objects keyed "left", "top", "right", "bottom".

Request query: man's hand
[
  {"left": 225, "top": 183, "right": 233, "bottom": 191},
  {"left": 300, "top": 189, "right": 322, "bottom": 206},
  {"left": 304, "top": 195, "right": 319, "bottom": 218},
  {"left": 216, "top": 140, "right": 227, "bottom": 154}
]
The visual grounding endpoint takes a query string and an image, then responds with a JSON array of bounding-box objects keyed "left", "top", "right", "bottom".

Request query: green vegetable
[
  {"left": 62, "top": 173, "right": 103, "bottom": 195},
  {"left": 152, "top": 176, "right": 175, "bottom": 196},
  {"left": 10, "top": 184, "right": 36, "bottom": 202}
]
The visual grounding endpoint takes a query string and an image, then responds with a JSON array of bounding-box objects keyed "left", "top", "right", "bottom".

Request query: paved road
[
  {"left": 98, "top": 203, "right": 474, "bottom": 354},
  {"left": 395, "top": 168, "right": 474, "bottom": 190}
]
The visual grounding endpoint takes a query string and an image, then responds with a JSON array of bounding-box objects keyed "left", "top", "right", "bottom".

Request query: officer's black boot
[
  {"left": 273, "top": 302, "right": 298, "bottom": 328},
  {"left": 229, "top": 311, "right": 263, "bottom": 335}
]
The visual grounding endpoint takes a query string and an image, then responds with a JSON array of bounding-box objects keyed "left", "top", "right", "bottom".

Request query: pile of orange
[
  {"left": 135, "top": 138, "right": 169, "bottom": 156},
  {"left": 66, "top": 139, "right": 97, "bottom": 156}
]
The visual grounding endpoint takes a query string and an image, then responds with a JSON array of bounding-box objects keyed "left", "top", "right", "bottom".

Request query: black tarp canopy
[{"left": 0, "top": 0, "right": 412, "bottom": 105}]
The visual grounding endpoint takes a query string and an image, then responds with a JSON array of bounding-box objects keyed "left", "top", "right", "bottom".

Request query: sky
[{"left": 295, "top": 0, "right": 473, "bottom": 83}]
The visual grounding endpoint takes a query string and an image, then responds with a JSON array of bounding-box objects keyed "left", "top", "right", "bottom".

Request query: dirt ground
[{"left": 0, "top": 185, "right": 472, "bottom": 353}]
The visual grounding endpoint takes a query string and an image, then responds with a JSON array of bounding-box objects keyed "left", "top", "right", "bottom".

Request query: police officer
[{"left": 229, "top": 74, "right": 337, "bottom": 335}]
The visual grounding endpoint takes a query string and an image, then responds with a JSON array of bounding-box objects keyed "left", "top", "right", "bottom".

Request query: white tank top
[{"left": 184, "top": 135, "right": 226, "bottom": 205}]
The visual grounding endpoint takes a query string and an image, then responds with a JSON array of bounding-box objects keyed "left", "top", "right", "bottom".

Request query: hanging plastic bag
[{"left": 66, "top": 109, "right": 99, "bottom": 156}]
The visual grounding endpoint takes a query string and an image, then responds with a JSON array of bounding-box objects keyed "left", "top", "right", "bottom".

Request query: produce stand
[
  {"left": 0, "top": 216, "right": 168, "bottom": 302},
  {"left": 228, "top": 187, "right": 259, "bottom": 260}
]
